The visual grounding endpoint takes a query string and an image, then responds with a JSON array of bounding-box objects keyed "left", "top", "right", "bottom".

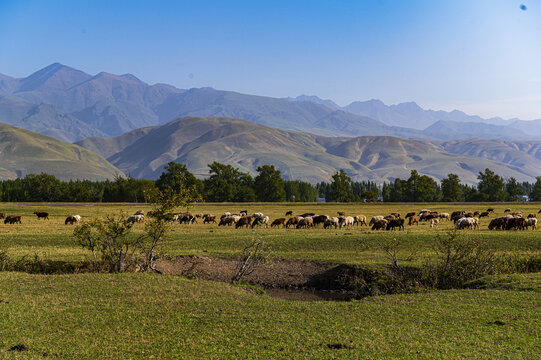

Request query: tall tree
[
  {"left": 441, "top": 173, "right": 463, "bottom": 202},
  {"left": 477, "top": 168, "right": 506, "bottom": 201},
  {"left": 530, "top": 177, "right": 541, "bottom": 201},
  {"left": 156, "top": 162, "right": 203, "bottom": 195},
  {"left": 254, "top": 165, "right": 285, "bottom": 202},
  {"left": 330, "top": 169, "right": 352, "bottom": 202},
  {"left": 203, "top": 162, "right": 254, "bottom": 202},
  {"left": 505, "top": 177, "right": 524, "bottom": 201}
]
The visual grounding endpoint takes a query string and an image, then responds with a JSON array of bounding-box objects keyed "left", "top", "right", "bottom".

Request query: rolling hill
[
  {"left": 0, "top": 123, "right": 122, "bottom": 180},
  {"left": 76, "top": 116, "right": 540, "bottom": 184}
]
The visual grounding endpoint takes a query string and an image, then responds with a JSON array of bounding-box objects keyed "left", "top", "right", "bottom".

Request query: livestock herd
[{"left": 0, "top": 207, "right": 538, "bottom": 231}]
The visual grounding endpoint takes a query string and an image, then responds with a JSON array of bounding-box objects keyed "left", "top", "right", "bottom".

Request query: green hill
[{"left": 0, "top": 123, "right": 123, "bottom": 180}]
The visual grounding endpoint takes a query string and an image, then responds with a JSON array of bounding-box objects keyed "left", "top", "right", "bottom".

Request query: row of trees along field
[{"left": 0, "top": 162, "right": 539, "bottom": 202}]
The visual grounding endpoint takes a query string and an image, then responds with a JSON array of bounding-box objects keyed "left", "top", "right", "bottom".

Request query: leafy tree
[
  {"left": 156, "top": 162, "right": 203, "bottom": 195},
  {"left": 406, "top": 170, "right": 438, "bottom": 202},
  {"left": 441, "top": 174, "right": 463, "bottom": 202},
  {"left": 330, "top": 169, "right": 352, "bottom": 202},
  {"left": 530, "top": 176, "right": 541, "bottom": 201},
  {"left": 203, "top": 162, "right": 255, "bottom": 202},
  {"left": 505, "top": 177, "right": 524, "bottom": 201},
  {"left": 477, "top": 168, "right": 506, "bottom": 201},
  {"left": 254, "top": 165, "right": 285, "bottom": 202}
]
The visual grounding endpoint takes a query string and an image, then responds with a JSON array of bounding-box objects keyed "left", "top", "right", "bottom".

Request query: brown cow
[
  {"left": 4, "top": 215, "right": 22, "bottom": 224},
  {"left": 33, "top": 212, "right": 49, "bottom": 220}
]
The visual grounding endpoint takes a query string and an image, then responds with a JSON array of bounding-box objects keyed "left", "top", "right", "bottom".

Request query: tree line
[{"left": 0, "top": 163, "right": 539, "bottom": 202}]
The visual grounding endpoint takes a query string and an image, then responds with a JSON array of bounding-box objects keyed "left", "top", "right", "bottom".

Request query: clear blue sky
[{"left": 1, "top": 0, "right": 540, "bottom": 119}]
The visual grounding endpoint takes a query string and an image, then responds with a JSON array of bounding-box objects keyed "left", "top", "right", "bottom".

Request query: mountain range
[
  {"left": 2, "top": 63, "right": 540, "bottom": 143},
  {"left": 2, "top": 63, "right": 541, "bottom": 184}
]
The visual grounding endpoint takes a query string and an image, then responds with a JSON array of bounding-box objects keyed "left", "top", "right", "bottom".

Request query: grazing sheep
[
  {"left": 203, "top": 215, "right": 217, "bottom": 224},
  {"left": 127, "top": 214, "right": 145, "bottom": 223},
  {"left": 33, "top": 212, "right": 49, "bottom": 220},
  {"left": 353, "top": 215, "right": 367, "bottom": 227},
  {"left": 235, "top": 216, "right": 253, "bottom": 229},
  {"left": 0, "top": 213, "right": 5, "bottom": 220},
  {"left": 300, "top": 212, "right": 316, "bottom": 218},
  {"left": 408, "top": 216, "right": 420, "bottom": 226},
  {"left": 486, "top": 208, "right": 495, "bottom": 213},
  {"left": 297, "top": 217, "right": 314, "bottom": 229},
  {"left": 524, "top": 218, "right": 537, "bottom": 230},
  {"left": 252, "top": 215, "right": 269, "bottom": 229},
  {"left": 438, "top": 213, "right": 450, "bottom": 221},
  {"left": 339, "top": 216, "right": 354, "bottom": 230},
  {"left": 527, "top": 213, "right": 537, "bottom": 219},
  {"left": 405, "top": 212, "right": 416, "bottom": 219},
  {"left": 271, "top": 218, "right": 286, "bottom": 228},
  {"left": 337, "top": 211, "right": 346, "bottom": 216},
  {"left": 369, "top": 216, "right": 385, "bottom": 226},
  {"left": 324, "top": 217, "right": 339, "bottom": 229},
  {"left": 4, "top": 215, "right": 22, "bottom": 224},
  {"left": 371, "top": 219, "right": 388, "bottom": 231},
  {"left": 65, "top": 215, "right": 79, "bottom": 225},
  {"left": 286, "top": 216, "right": 303, "bottom": 228},
  {"left": 386, "top": 218, "right": 404, "bottom": 231},
  {"left": 478, "top": 211, "right": 490, "bottom": 218},
  {"left": 285, "top": 211, "right": 293, "bottom": 217},
  {"left": 134, "top": 210, "right": 145, "bottom": 215},
  {"left": 504, "top": 208, "right": 511, "bottom": 213},
  {"left": 312, "top": 214, "right": 329, "bottom": 228},
  {"left": 430, "top": 218, "right": 439, "bottom": 228}
]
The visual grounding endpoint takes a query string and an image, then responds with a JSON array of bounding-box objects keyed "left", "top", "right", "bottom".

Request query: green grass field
[{"left": 0, "top": 202, "right": 540, "bottom": 359}]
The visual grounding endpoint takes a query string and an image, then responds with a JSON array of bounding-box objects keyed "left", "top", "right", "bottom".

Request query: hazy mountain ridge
[
  {"left": 2, "top": 63, "right": 541, "bottom": 142},
  {"left": 76, "top": 116, "right": 541, "bottom": 184}
]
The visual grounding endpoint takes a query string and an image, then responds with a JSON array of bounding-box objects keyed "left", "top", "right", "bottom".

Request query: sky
[{"left": 1, "top": 0, "right": 540, "bottom": 119}]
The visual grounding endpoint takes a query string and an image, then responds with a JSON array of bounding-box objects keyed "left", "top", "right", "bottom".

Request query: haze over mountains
[
  {"left": 2, "top": 63, "right": 540, "bottom": 143},
  {"left": 2, "top": 63, "right": 541, "bottom": 183}
]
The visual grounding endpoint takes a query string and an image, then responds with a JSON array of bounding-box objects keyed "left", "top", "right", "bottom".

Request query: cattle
[
  {"left": 371, "top": 219, "right": 388, "bottom": 231},
  {"left": 324, "top": 217, "right": 339, "bottom": 229},
  {"left": 405, "top": 212, "right": 416, "bottom": 219},
  {"left": 127, "top": 214, "right": 144, "bottom": 223},
  {"left": 285, "top": 211, "right": 293, "bottom": 217},
  {"left": 337, "top": 211, "right": 346, "bottom": 216},
  {"left": 235, "top": 216, "right": 252, "bottom": 229},
  {"left": 33, "top": 212, "right": 49, "bottom": 220},
  {"left": 408, "top": 216, "right": 420, "bottom": 226},
  {"left": 4, "top": 215, "right": 21, "bottom": 224},
  {"left": 312, "top": 214, "right": 329, "bottom": 227},
  {"left": 0, "top": 213, "right": 5, "bottom": 220},
  {"left": 286, "top": 216, "right": 303, "bottom": 228},
  {"left": 252, "top": 216, "right": 269, "bottom": 229},
  {"left": 297, "top": 217, "right": 314, "bottom": 229},
  {"left": 525, "top": 218, "right": 537, "bottom": 230},
  {"left": 203, "top": 215, "right": 217, "bottom": 224},
  {"left": 438, "top": 213, "right": 450, "bottom": 221},
  {"left": 271, "top": 218, "right": 286, "bottom": 228},
  {"left": 339, "top": 216, "right": 354, "bottom": 230},
  {"left": 353, "top": 215, "right": 367, "bottom": 227},
  {"left": 386, "top": 218, "right": 404, "bottom": 231}
]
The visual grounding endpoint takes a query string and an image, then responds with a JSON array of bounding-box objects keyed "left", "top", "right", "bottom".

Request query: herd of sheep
[{"left": 0, "top": 207, "right": 538, "bottom": 231}]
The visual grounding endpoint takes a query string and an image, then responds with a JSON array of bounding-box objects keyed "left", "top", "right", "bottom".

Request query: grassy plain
[
  {"left": 0, "top": 202, "right": 540, "bottom": 359},
  {"left": 0, "top": 202, "right": 539, "bottom": 266}
]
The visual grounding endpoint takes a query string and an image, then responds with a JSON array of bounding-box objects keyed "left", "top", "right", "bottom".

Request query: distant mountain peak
[
  {"left": 286, "top": 94, "right": 340, "bottom": 109},
  {"left": 17, "top": 63, "right": 91, "bottom": 92}
]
